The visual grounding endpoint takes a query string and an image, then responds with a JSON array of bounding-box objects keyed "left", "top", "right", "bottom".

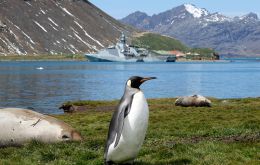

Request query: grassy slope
[
  {"left": 131, "top": 33, "right": 216, "bottom": 57},
  {"left": 132, "top": 33, "right": 188, "bottom": 51},
  {"left": 0, "top": 98, "right": 260, "bottom": 164}
]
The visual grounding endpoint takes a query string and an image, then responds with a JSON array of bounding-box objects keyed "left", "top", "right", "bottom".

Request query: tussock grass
[{"left": 0, "top": 98, "right": 260, "bottom": 164}]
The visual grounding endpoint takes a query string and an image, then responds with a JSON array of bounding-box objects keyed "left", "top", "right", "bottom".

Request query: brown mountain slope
[{"left": 0, "top": 0, "right": 134, "bottom": 55}]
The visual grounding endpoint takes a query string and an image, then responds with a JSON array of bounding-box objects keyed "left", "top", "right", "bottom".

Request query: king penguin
[{"left": 104, "top": 76, "right": 156, "bottom": 165}]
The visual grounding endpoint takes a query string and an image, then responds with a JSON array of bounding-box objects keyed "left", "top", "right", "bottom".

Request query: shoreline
[
  {"left": 0, "top": 59, "right": 87, "bottom": 62},
  {"left": 0, "top": 55, "right": 230, "bottom": 62},
  {"left": 176, "top": 59, "right": 230, "bottom": 63},
  {"left": 0, "top": 54, "right": 87, "bottom": 61},
  {"left": 0, "top": 58, "right": 229, "bottom": 62}
]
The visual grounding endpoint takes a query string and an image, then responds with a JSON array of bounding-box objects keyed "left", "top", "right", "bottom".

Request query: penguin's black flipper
[
  {"left": 104, "top": 96, "right": 133, "bottom": 158},
  {"left": 114, "top": 104, "right": 131, "bottom": 148}
]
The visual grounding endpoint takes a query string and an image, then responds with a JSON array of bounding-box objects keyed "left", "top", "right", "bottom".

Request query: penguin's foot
[
  {"left": 104, "top": 161, "right": 113, "bottom": 165},
  {"left": 122, "top": 160, "right": 134, "bottom": 165},
  {"left": 104, "top": 161, "right": 134, "bottom": 165}
]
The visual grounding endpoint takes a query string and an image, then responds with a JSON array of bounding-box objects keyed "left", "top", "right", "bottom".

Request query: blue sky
[{"left": 89, "top": 0, "right": 260, "bottom": 19}]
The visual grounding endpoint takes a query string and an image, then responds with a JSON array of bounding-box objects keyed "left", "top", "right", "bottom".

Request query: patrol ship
[{"left": 85, "top": 33, "right": 175, "bottom": 62}]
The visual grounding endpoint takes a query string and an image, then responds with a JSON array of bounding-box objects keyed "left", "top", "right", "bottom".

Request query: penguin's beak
[{"left": 140, "top": 77, "right": 157, "bottom": 83}]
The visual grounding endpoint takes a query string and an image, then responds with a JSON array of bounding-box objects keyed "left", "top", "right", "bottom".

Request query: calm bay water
[{"left": 0, "top": 61, "right": 260, "bottom": 114}]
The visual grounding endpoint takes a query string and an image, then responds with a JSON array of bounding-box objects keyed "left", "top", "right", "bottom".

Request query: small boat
[
  {"left": 36, "top": 67, "right": 44, "bottom": 70},
  {"left": 85, "top": 33, "right": 175, "bottom": 62}
]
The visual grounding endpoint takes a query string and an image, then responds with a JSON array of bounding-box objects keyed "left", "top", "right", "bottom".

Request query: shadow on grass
[{"left": 135, "top": 158, "right": 191, "bottom": 165}]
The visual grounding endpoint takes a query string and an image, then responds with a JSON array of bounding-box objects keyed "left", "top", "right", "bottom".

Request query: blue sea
[{"left": 0, "top": 61, "right": 259, "bottom": 114}]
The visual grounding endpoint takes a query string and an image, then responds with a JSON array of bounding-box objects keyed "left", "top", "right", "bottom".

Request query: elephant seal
[
  {"left": 175, "top": 95, "right": 212, "bottom": 107},
  {"left": 0, "top": 108, "right": 82, "bottom": 147}
]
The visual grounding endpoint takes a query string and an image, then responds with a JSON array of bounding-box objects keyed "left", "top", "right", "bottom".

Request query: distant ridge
[
  {"left": 121, "top": 4, "right": 260, "bottom": 56},
  {"left": 0, "top": 0, "right": 134, "bottom": 55}
]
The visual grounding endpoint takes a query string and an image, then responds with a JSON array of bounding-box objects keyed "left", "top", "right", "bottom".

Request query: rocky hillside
[
  {"left": 0, "top": 0, "right": 134, "bottom": 55},
  {"left": 121, "top": 4, "right": 260, "bottom": 56}
]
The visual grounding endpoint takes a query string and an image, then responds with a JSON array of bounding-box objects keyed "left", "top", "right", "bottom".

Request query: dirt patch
[
  {"left": 167, "top": 133, "right": 260, "bottom": 145},
  {"left": 132, "top": 32, "right": 150, "bottom": 38}
]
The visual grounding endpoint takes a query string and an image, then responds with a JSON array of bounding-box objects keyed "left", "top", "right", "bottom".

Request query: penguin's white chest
[{"left": 107, "top": 91, "right": 149, "bottom": 163}]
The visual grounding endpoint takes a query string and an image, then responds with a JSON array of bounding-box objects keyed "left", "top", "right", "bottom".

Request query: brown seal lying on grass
[
  {"left": 175, "top": 95, "right": 212, "bottom": 107},
  {"left": 0, "top": 108, "right": 82, "bottom": 147}
]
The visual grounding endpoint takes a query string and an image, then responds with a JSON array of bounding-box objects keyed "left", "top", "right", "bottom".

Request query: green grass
[
  {"left": 132, "top": 33, "right": 189, "bottom": 51},
  {"left": 0, "top": 98, "right": 260, "bottom": 164},
  {"left": 190, "top": 48, "right": 215, "bottom": 55},
  {"left": 131, "top": 33, "right": 218, "bottom": 60},
  {"left": 0, "top": 54, "right": 86, "bottom": 61}
]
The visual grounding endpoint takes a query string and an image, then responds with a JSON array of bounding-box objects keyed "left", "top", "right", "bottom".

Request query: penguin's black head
[{"left": 126, "top": 76, "right": 156, "bottom": 89}]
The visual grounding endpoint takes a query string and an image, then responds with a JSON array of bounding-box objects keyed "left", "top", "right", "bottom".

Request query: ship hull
[
  {"left": 86, "top": 55, "right": 114, "bottom": 62},
  {"left": 86, "top": 54, "right": 141, "bottom": 62},
  {"left": 85, "top": 54, "right": 175, "bottom": 62}
]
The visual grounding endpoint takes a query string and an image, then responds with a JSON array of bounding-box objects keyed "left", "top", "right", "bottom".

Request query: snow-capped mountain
[
  {"left": 121, "top": 4, "right": 260, "bottom": 56},
  {"left": 183, "top": 4, "right": 209, "bottom": 18},
  {"left": 0, "top": 0, "right": 134, "bottom": 55}
]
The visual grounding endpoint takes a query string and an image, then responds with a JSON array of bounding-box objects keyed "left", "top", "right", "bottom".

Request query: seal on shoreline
[
  {"left": 175, "top": 95, "right": 212, "bottom": 107},
  {"left": 0, "top": 108, "right": 82, "bottom": 147}
]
